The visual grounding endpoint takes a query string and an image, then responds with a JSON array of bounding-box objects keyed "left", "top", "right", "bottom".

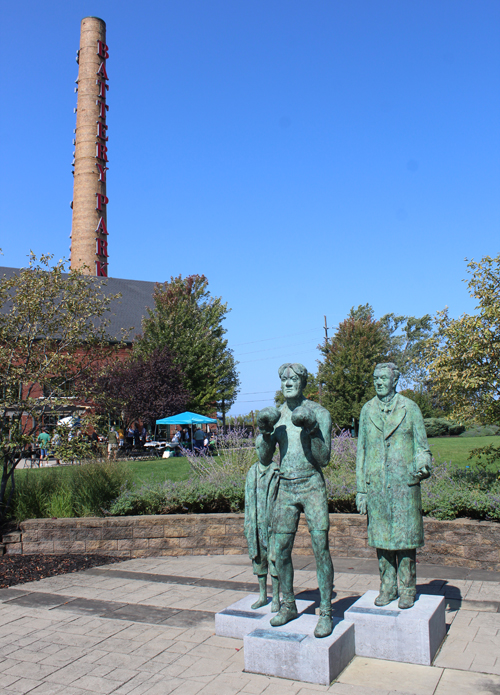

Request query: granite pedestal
[
  {"left": 215, "top": 594, "right": 315, "bottom": 639},
  {"left": 244, "top": 613, "right": 355, "bottom": 685},
  {"left": 343, "top": 590, "right": 446, "bottom": 665}
]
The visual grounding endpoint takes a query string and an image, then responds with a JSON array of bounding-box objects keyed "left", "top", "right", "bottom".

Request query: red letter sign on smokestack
[{"left": 71, "top": 17, "right": 109, "bottom": 277}]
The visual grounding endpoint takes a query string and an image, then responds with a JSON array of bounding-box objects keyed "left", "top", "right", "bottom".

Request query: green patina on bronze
[
  {"left": 356, "top": 362, "right": 431, "bottom": 609},
  {"left": 245, "top": 362, "right": 334, "bottom": 638},
  {"left": 244, "top": 456, "right": 280, "bottom": 611}
]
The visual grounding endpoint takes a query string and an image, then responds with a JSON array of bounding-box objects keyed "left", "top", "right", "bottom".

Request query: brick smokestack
[{"left": 71, "top": 17, "right": 109, "bottom": 277}]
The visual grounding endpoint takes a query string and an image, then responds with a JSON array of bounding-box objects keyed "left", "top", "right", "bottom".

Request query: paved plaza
[{"left": 0, "top": 553, "right": 499, "bottom": 695}]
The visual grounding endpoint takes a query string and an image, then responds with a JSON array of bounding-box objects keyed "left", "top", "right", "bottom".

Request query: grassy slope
[{"left": 428, "top": 435, "right": 498, "bottom": 469}]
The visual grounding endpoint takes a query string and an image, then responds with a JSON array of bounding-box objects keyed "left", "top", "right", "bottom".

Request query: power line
[
  {"left": 235, "top": 399, "right": 276, "bottom": 403},
  {"left": 239, "top": 348, "right": 319, "bottom": 364},
  {"left": 235, "top": 338, "right": 319, "bottom": 357},
  {"left": 238, "top": 391, "right": 276, "bottom": 395},
  {"left": 232, "top": 327, "right": 322, "bottom": 347}
]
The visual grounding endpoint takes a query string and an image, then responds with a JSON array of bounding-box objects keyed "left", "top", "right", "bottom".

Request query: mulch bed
[{"left": 0, "top": 554, "right": 127, "bottom": 589}]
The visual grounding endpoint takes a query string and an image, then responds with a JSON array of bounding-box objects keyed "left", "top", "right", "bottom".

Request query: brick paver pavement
[{"left": 0, "top": 554, "right": 499, "bottom": 695}]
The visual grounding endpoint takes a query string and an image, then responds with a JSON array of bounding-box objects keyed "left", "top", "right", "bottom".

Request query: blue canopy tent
[{"left": 155, "top": 411, "right": 217, "bottom": 450}]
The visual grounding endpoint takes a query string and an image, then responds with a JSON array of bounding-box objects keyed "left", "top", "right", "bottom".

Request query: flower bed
[
  {"left": 108, "top": 431, "right": 500, "bottom": 522},
  {"left": 9, "top": 431, "right": 500, "bottom": 523}
]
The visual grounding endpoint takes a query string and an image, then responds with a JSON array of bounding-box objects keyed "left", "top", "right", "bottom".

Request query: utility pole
[{"left": 318, "top": 316, "right": 328, "bottom": 406}]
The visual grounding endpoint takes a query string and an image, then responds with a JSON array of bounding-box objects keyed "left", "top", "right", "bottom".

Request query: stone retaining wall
[{"left": 3, "top": 514, "right": 499, "bottom": 571}]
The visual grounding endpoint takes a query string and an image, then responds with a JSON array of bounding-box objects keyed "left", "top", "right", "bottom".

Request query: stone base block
[
  {"left": 244, "top": 614, "right": 355, "bottom": 685},
  {"left": 215, "top": 594, "right": 315, "bottom": 639},
  {"left": 343, "top": 590, "right": 446, "bottom": 665}
]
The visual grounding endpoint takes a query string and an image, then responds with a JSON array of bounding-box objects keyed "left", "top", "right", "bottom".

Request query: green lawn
[
  {"left": 120, "top": 457, "right": 190, "bottom": 484},
  {"left": 124, "top": 438, "right": 499, "bottom": 479},
  {"left": 15, "top": 456, "right": 191, "bottom": 487},
  {"left": 16, "top": 436, "right": 498, "bottom": 489},
  {"left": 428, "top": 436, "right": 498, "bottom": 469}
]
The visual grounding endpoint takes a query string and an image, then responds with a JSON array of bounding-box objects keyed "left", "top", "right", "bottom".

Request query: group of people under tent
[
  {"left": 170, "top": 426, "right": 213, "bottom": 454},
  {"left": 105, "top": 423, "right": 215, "bottom": 459},
  {"left": 107, "top": 423, "right": 150, "bottom": 458}
]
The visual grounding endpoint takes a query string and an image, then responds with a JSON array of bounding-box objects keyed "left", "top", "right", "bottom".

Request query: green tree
[
  {"left": 0, "top": 255, "right": 119, "bottom": 520},
  {"left": 380, "top": 313, "right": 433, "bottom": 389},
  {"left": 138, "top": 274, "right": 240, "bottom": 415},
  {"left": 317, "top": 305, "right": 389, "bottom": 433},
  {"left": 88, "top": 346, "right": 190, "bottom": 428},
  {"left": 424, "top": 254, "right": 500, "bottom": 428},
  {"left": 398, "top": 389, "right": 436, "bottom": 418},
  {"left": 215, "top": 366, "right": 240, "bottom": 429}
]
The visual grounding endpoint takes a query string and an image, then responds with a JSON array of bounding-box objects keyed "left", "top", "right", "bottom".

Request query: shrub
[
  {"left": 423, "top": 418, "right": 465, "bottom": 437},
  {"left": 448, "top": 423, "right": 465, "bottom": 436},
  {"left": 11, "top": 468, "right": 62, "bottom": 522},
  {"left": 324, "top": 429, "right": 357, "bottom": 512},
  {"left": 10, "top": 460, "right": 129, "bottom": 522},
  {"left": 110, "top": 430, "right": 359, "bottom": 517},
  {"left": 184, "top": 427, "right": 257, "bottom": 480},
  {"left": 460, "top": 425, "right": 500, "bottom": 437},
  {"left": 109, "top": 476, "right": 245, "bottom": 516},
  {"left": 105, "top": 430, "right": 500, "bottom": 522},
  {"left": 424, "top": 418, "right": 451, "bottom": 437},
  {"left": 328, "top": 429, "right": 357, "bottom": 471},
  {"left": 399, "top": 390, "right": 436, "bottom": 419},
  {"left": 70, "top": 461, "right": 129, "bottom": 516},
  {"left": 421, "top": 458, "right": 500, "bottom": 520},
  {"left": 44, "top": 489, "right": 74, "bottom": 518}
]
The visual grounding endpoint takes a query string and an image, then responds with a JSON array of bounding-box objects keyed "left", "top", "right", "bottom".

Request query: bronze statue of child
[{"left": 244, "top": 444, "right": 280, "bottom": 611}]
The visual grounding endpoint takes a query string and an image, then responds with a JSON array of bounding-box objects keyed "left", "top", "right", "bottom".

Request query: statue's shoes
[
  {"left": 251, "top": 596, "right": 268, "bottom": 610},
  {"left": 270, "top": 600, "right": 298, "bottom": 626},
  {"left": 270, "top": 597, "right": 280, "bottom": 612},
  {"left": 398, "top": 595, "right": 415, "bottom": 610},
  {"left": 374, "top": 591, "right": 398, "bottom": 606},
  {"left": 314, "top": 608, "right": 333, "bottom": 638}
]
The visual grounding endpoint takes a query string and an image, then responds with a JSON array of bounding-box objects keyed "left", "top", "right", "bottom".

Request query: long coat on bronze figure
[{"left": 356, "top": 394, "right": 431, "bottom": 550}]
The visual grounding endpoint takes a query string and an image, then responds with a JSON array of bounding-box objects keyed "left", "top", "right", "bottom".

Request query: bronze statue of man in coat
[{"left": 356, "top": 362, "right": 431, "bottom": 609}]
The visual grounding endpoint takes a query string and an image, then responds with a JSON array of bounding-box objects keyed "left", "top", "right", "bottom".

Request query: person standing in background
[{"left": 37, "top": 428, "right": 51, "bottom": 464}]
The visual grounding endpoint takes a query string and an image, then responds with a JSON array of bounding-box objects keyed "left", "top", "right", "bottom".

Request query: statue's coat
[
  {"left": 356, "top": 394, "right": 431, "bottom": 550},
  {"left": 244, "top": 460, "right": 279, "bottom": 561}
]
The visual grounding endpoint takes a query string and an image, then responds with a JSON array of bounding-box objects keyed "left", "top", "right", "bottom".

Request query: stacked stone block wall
[{"left": 3, "top": 514, "right": 499, "bottom": 570}]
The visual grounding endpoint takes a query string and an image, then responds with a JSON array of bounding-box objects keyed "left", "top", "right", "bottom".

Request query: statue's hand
[
  {"left": 257, "top": 407, "right": 280, "bottom": 435},
  {"left": 408, "top": 464, "right": 431, "bottom": 486},
  {"left": 418, "top": 464, "right": 431, "bottom": 481},
  {"left": 356, "top": 493, "right": 367, "bottom": 515},
  {"left": 291, "top": 405, "right": 317, "bottom": 432}
]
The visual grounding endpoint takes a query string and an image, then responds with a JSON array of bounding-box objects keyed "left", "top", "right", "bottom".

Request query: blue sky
[{"left": 1, "top": 0, "right": 499, "bottom": 414}]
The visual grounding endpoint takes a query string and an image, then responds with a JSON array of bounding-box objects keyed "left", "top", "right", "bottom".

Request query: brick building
[
  {"left": 0, "top": 267, "right": 156, "bottom": 346},
  {"left": 0, "top": 266, "right": 157, "bottom": 431}
]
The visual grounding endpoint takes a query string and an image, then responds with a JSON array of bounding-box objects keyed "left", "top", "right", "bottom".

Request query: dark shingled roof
[{"left": 0, "top": 267, "right": 157, "bottom": 344}]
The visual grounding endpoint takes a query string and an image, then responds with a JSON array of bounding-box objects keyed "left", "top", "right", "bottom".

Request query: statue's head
[
  {"left": 279, "top": 363, "right": 307, "bottom": 400},
  {"left": 373, "top": 362, "right": 400, "bottom": 399}
]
